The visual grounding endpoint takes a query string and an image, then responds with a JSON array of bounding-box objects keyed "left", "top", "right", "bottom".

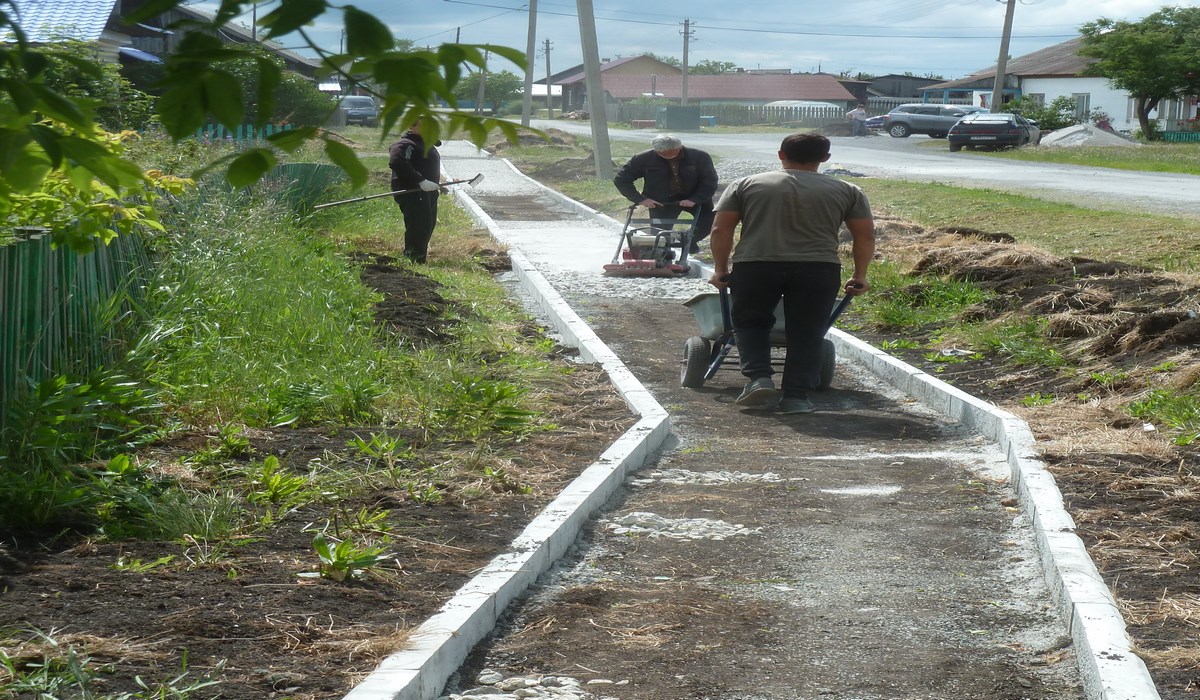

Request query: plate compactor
[{"left": 603, "top": 205, "right": 698, "bottom": 278}]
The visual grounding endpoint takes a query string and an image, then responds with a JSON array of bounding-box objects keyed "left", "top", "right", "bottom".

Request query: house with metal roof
[
  {"left": 920, "top": 37, "right": 1196, "bottom": 134},
  {"left": 6, "top": 0, "right": 320, "bottom": 76},
  {"left": 554, "top": 59, "right": 855, "bottom": 112}
]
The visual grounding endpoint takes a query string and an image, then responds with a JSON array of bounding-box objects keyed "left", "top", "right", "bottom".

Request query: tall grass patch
[{"left": 147, "top": 185, "right": 387, "bottom": 427}]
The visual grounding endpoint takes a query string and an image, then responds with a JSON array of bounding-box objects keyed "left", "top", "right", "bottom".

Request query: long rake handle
[{"left": 313, "top": 175, "right": 482, "bottom": 210}]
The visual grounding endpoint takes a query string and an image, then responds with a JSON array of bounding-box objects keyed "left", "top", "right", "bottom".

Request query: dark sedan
[{"left": 948, "top": 113, "right": 1041, "bottom": 151}]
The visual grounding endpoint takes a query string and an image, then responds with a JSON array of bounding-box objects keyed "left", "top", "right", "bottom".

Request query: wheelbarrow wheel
[
  {"left": 817, "top": 338, "right": 836, "bottom": 391},
  {"left": 681, "top": 336, "right": 711, "bottom": 388}
]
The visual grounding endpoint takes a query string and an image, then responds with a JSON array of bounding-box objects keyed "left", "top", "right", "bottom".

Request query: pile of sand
[{"left": 1039, "top": 123, "right": 1140, "bottom": 148}]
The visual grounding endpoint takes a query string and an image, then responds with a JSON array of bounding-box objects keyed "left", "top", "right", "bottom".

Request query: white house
[{"left": 922, "top": 37, "right": 1198, "bottom": 134}]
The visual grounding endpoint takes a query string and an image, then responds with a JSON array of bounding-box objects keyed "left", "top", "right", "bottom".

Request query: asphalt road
[{"left": 529, "top": 118, "right": 1200, "bottom": 218}]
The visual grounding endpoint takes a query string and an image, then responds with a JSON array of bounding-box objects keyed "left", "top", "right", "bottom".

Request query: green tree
[
  {"left": 1005, "top": 95, "right": 1079, "bottom": 131},
  {"left": 644, "top": 53, "right": 681, "bottom": 67},
  {"left": 37, "top": 38, "right": 155, "bottom": 131},
  {"left": 454, "top": 70, "right": 524, "bottom": 113},
  {"left": 0, "top": 0, "right": 526, "bottom": 250},
  {"left": 690, "top": 60, "right": 736, "bottom": 75},
  {"left": 224, "top": 46, "right": 336, "bottom": 127},
  {"left": 1079, "top": 6, "right": 1200, "bottom": 140}
]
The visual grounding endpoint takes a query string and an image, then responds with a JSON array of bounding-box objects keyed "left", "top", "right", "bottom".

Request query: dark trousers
[
  {"left": 730, "top": 261, "right": 841, "bottom": 397},
  {"left": 649, "top": 201, "right": 715, "bottom": 244},
  {"left": 396, "top": 192, "right": 439, "bottom": 263}
]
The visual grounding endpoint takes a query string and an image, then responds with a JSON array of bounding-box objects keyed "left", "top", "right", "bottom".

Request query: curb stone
[{"left": 342, "top": 145, "right": 1160, "bottom": 700}]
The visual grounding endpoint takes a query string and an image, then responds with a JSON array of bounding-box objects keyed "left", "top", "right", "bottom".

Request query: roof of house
[
  {"left": 582, "top": 73, "right": 856, "bottom": 102},
  {"left": 554, "top": 55, "right": 681, "bottom": 84},
  {"left": 7, "top": 0, "right": 117, "bottom": 42},
  {"left": 924, "top": 37, "right": 1095, "bottom": 90}
]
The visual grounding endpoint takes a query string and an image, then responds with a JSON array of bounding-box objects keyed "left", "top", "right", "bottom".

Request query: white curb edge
[
  {"left": 829, "top": 328, "right": 1161, "bottom": 700},
  {"left": 341, "top": 165, "right": 670, "bottom": 700}
]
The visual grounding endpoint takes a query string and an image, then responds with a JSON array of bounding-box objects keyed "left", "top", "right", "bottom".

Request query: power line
[{"left": 439, "top": 0, "right": 1076, "bottom": 41}]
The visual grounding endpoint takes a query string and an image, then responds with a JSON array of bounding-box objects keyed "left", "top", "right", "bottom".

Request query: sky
[{"left": 202, "top": 0, "right": 1199, "bottom": 81}]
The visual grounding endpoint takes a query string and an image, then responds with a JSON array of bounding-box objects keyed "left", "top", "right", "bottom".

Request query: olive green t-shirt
[{"left": 714, "top": 169, "right": 871, "bottom": 264}]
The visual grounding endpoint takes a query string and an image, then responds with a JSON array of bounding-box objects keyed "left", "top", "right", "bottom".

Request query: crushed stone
[{"left": 1038, "top": 123, "right": 1140, "bottom": 148}]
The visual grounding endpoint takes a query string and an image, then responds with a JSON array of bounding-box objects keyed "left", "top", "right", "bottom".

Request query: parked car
[
  {"left": 880, "top": 103, "right": 987, "bottom": 138},
  {"left": 947, "top": 113, "right": 1041, "bottom": 151},
  {"left": 864, "top": 115, "right": 886, "bottom": 131},
  {"left": 338, "top": 95, "right": 379, "bottom": 127}
]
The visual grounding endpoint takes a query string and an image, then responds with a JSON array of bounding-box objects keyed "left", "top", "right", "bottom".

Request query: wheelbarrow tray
[{"left": 680, "top": 291, "right": 851, "bottom": 390}]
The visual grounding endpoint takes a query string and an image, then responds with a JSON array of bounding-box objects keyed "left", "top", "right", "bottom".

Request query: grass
[
  {"left": 851, "top": 178, "right": 1200, "bottom": 271},
  {"left": 951, "top": 141, "right": 1200, "bottom": 176}
]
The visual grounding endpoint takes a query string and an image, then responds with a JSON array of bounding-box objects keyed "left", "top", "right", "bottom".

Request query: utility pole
[
  {"left": 990, "top": 0, "right": 1016, "bottom": 111},
  {"left": 476, "top": 49, "right": 489, "bottom": 115},
  {"left": 544, "top": 38, "right": 554, "bottom": 119},
  {"left": 576, "top": 0, "right": 612, "bottom": 179},
  {"left": 521, "top": 0, "right": 538, "bottom": 127},
  {"left": 681, "top": 18, "right": 694, "bottom": 106}
]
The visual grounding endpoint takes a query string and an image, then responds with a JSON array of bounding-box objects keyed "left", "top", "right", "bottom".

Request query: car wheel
[
  {"left": 949, "top": 142, "right": 963, "bottom": 152},
  {"left": 888, "top": 123, "right": 911, "bottom": 138}
]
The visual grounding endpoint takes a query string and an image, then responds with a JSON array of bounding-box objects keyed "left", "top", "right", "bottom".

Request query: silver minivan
[{"left": 881, "top": 103, "right": 987, "bottom": 138}]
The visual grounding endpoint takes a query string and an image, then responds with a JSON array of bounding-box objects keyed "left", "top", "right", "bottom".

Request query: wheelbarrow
[{"left": 679, "top": 287, "right": 855, "bottom": 389}]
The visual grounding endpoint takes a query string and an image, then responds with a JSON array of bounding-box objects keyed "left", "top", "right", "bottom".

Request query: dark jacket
[
  {"left": 389, "top": 130, "right": 441, "bottom": 195},
  {"left": 613, "top": 147, "right": 718, "bottom": 205}
]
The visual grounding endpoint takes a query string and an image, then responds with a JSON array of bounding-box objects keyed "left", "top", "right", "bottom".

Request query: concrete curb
[
  {"left": 828, "top": 329, "right": 1161, "bottom": 700},
  {"left": 345, "top": 147, "right": 1160, "bottom": 700},
  {"left": 341, "top": 166, "right": 671, "bottom": 700}
]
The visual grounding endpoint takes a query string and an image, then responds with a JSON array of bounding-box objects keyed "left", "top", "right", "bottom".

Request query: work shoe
[
  {"left": 735, "top": 377, "right": 780, "bottom": 408},
  {"left": 777, "top": 396, "right": 816, "bottom": 414}
]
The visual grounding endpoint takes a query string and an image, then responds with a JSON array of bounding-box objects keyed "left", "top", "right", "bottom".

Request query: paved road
[{"left": 530, "top": 119, "right": 1200, "bottom": 217}]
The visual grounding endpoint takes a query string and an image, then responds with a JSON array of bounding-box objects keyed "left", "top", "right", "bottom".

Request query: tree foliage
[
  {"left": 690, "top": 60, "right": 737, "bottom": 75},
  {"left": 1079, "top": 6, "right": 1200, "bottom": 140},
  {"left": 453, "top": 70, "right": 524, "bottom": 113},
  {"left": 0, "top": 0, "right": 528, "bottom": 249},
  {"left": 1004, "top": 95, "right": 1080, "bottom": 131}
]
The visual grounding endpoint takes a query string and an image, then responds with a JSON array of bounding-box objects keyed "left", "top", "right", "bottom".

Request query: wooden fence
[{"left": 1, "top": 229, "right": 153, "bottom": 427}]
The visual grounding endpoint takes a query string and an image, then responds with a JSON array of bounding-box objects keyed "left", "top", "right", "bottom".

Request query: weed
[
  {"left": 879, "top": 338, "right": 921, "bottom": 352},
  {"left": 1128, "top": 390, "right": 1200, "bottom": 445},
  {"left": 310, "top": 532, "right": 394, "bottom": 582},
  {"left": 245, "top": 456, "right": 313, "bottom": 508},
  {"left": 1090, "top": 370, "right": 1131, "bottom": 389},
  {"left": 483, "top": 465, "right": 532, "bottom": 494},
  {"left": 1021, "top": 393, "right": 1056, "bottom": 407},
  {"left": 348, "top": 432, "right": 413, "bottom": 468},
  {"left": 112, "top": 554, "right": 176, "bottom": 573},
  {"left": 0, "top": 629, "right": 222, "bottom": 698}
]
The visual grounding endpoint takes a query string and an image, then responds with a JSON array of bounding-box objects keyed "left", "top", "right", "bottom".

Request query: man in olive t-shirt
[{"left": 708, "top": 133, "right": 875, "bottom": 414}]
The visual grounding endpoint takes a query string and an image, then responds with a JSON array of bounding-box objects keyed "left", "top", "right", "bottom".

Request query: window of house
[
  {"left": 1072, "top": 93, "right": 1091, "bottom": 121},
  {"left": 1026, "top": 93, "right": 1045, "bottom": 107}
]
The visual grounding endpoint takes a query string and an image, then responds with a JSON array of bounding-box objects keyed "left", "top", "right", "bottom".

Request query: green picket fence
[
  {"left": 1162, "top": 131, "right": 1200, "bottom": 143},
  {"left": 0, "top": 229, "right": 153, "bottom": 428},
  {"left": 194, "top": 122, "right": 295, "bottom": 143}
]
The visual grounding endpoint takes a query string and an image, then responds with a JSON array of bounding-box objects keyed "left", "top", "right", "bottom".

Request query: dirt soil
[{"left": 0, "top": 253, "right": 635, "bottom": 699}]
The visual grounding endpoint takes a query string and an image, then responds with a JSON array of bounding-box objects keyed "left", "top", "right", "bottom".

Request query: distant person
[
  {"left": 708, "top": 133, "right": 875, "bottom": 415},
  {"left": 389, "top": 119, "right": 443, "bottom": 263},
  {"left": 613, "top": 134, "right": 718, "bottom": 255},
  {"left": 846, "top": 103, "right": 869, "bottom": 137}
]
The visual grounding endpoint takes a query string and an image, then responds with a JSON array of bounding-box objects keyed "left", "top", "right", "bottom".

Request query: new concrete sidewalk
[{"left": 343, "top": 143, "right": 1159, "bottom": 700}]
